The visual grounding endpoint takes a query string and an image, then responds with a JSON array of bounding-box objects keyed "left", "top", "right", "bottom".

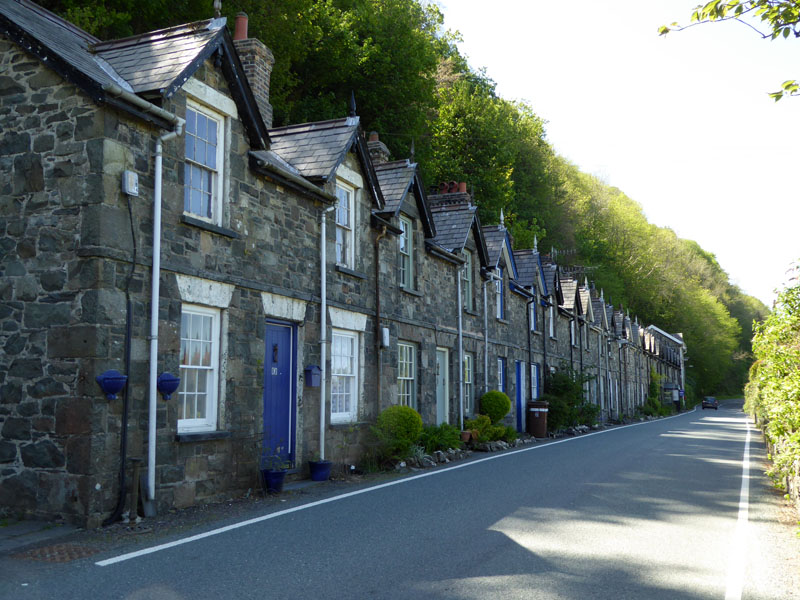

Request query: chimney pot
[
  {"left": 448, "top": 180, "right": 458, "bottom": 193},
  {"left": 369, "top": 131, "right": 379, "bottom": 142},
  {"left": 458, "top": 181, "right": 467, "bottom": 194},
  {"left": 439, "top": 182, "right": 448, "bottom": 193},
  {"left": 234, "top": 12, "right": 248, "bottom": 41}
]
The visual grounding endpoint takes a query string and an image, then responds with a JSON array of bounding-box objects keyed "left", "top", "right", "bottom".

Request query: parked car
[{"left": 701, "top": 396, "right": 719, "bottom": 410}]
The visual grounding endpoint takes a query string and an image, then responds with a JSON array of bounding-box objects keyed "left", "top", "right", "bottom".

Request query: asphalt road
[{"left": 3, "top": 400, "right": 799, "bottom": 599}]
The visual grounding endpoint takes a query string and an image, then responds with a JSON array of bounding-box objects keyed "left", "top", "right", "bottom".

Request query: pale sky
[{"left": 441, "top": 0, "right": 799, "bottom": 307}]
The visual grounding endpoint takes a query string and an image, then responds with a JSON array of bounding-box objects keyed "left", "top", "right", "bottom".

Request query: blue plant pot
[
  {"left": 308, "top": 460, "right": 332, "bottom": 482},
  {"left": 261, "top": 468, "right": 287, "bottom": 494}
]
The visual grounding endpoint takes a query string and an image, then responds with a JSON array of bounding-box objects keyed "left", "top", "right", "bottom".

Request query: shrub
[
  {"left": 419, "top": 423, "right": 463, "bottom": 453},
  {"left": 464, "top": 414, "right": 492, "bottom": 441},
  {"left": 502, "top": 425, "right": 518, "bottom": 443},
  {"left": 479, "top": 390, "right": 511, "bottom": 424},
  {"left": 373, "top": 405, "right": 423, "bottom": 460}
]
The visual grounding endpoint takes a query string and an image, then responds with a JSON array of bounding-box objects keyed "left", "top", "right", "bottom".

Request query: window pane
[
  {"left": 186, "top": 109, "right": 196, "bottom": 135},
  {"left": 185, "top": 135, "right": 195, "bottom": 161},
  {"left": 197, "top": 113, "right": 207, "bottom": 140}
]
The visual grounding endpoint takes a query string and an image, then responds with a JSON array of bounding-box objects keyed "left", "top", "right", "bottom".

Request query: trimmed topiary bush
[
  {"left": 373, "top": 405, "right": 423, "bottom": 460},
  {"left": 479, "top": 390, "right": 511, "bottom": 424}
]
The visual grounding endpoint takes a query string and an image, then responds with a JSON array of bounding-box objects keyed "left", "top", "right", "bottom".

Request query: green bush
[
  {"left": 479, "top": 390, "right": 511, "bottom": 424},
  {"left": 373, "top": 405, "right": 423, "bottom": 460},
  {"left": 502, "top": 425, "right": 518, "bottom": 443},
  {"left": 419, "top": 423, "right": 463, "bottom": 453},
  {"left": 464, "top": 414, "right": 492, "bottom": 441}
]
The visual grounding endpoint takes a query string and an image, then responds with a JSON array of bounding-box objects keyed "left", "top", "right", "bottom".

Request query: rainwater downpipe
[
  {"left": 457, "top": 265, "right": 464, "bottom": 431},
  {"left": 482, "top": 280, "right": 489, "bottom": 391},
  {"left": 319, "top": 205, "right": 335, "bottom": 460},
  {"left": 374, "top": 227, "right": 388, "bottom": 410},
  {"left": 147, "top": 122, "right": 184, "bottom": 502},
  {"left": 102, "top": 84, "right": 185, "bottom": 506}
]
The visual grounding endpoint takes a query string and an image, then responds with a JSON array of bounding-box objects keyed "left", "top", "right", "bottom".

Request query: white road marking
[
  {"left": 725, "top": 417, "right": 751, "bottom": 600},
  {"left": 96, "top": 410, "right": 689, "bottom": 567}
]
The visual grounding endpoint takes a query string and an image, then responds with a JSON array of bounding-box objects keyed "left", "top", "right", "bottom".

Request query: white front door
[{"left": 435, "top": 348, "right": 449, "bottom": 425}]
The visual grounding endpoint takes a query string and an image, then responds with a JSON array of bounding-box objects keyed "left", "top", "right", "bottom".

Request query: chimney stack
[
  {"left": 233, "top": 12, "right": 274, "bottom": 128},
  {"left": 367, "top": 131, "right": 391, "bottom": 164}
]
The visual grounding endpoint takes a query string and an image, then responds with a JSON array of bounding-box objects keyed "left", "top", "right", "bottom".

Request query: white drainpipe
[
  {"left": 319, "top": 206, "right": 335, "bottom": 460},
  {"left": 147, "top": 125, "right": 183, "bottom": 501},
  {"left": 457, "top": 265, "right": 464, "bottom": 431},
  {"left": 102, "top": 84, "right": 185, "bottom": 504},
  {"left": 483, "top": 280, "right": 489, "bottom": 391}
]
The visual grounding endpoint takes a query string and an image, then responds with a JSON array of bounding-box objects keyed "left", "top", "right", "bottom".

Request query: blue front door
[
  {"left": 515, "top": 361, "right": 524, "bottom": 432},
  {"left": 263, "top": 322, "right": 295, "bottom": 465}
]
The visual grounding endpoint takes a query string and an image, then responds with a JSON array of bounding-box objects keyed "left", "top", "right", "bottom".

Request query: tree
[{"left": 659, "top": 0, "right": 800, "bottom": 100}]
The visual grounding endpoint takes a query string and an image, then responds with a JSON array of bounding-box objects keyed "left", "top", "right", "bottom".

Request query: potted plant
[
  {"left": 260, "top": 451, "right": 291, "bottom": 494},
  {"left": 307, "top": 452, "right": 332, "bottom": 482}
]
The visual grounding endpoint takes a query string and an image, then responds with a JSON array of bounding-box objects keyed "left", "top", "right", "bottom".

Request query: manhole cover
[{"left": 13, "top": 543, "right": 100, "bottom": 563}]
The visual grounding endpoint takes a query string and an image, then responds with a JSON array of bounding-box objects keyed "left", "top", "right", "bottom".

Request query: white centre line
[
  {"left": 725, "top": 416, "right": 751, "bottom": 600},
  {"left": 96, "top": 410, "right": 688, "bottom": 567}
]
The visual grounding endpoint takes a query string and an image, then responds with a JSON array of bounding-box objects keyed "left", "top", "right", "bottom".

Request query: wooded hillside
[{"left": 44, "top": 0, "right": 769, "bottom": 397}]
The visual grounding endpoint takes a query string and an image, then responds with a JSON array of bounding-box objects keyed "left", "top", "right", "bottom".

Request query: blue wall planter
[
  {"left": 308, "top": 460, "right": 332, "bottom": 482},
  {"left": 261, "top": 469, "right": 287, "bottom": 494}
]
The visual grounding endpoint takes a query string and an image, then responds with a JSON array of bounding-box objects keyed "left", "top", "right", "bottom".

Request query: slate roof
[
  {"left": 268, "top": 117, "right": 360, "bottom": 182},
  {"left": 513, "top": 250, "right": 538, "bottom": 289},
  {"left": 579, "top": 287, "right": 591, "bottom": 320},
  {"left": 1, "top": 0, "right": 270, "bottom": 146},
  {"left": 0, "top": 0, "right": 127, "bottom": 91},
  {"left": 429, "top": 197, "right": 477, "bottom": 253},
  {"left": 374, "top": 160, "right": 415, "bottom": 213},
  {"left": 93, "top": 19, "right": 226, "bottom": 96},
  {"left": 483, "top": 226, "right": 506, "bottom": 269},
  {"left": 373, "top": 160, "right": 435, "bottom": 237},
  {"left": 591, "top": 297, "right": 606, "bottom": 328}
]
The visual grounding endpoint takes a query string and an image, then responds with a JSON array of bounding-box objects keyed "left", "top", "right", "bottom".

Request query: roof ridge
[{"left": 91, "top": 18, "right": 224, "bottom": 52}]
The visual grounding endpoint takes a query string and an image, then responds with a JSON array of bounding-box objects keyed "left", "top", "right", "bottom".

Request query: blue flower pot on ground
[
  {"left": 308, "top": 460, "right": 332, "bottom": 482},
  {"left": 261, "top": 468, "right": 287, "bottom": 494}
]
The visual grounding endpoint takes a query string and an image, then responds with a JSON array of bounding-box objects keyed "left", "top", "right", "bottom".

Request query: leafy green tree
[{"left": 659, "top": 0, "right": 800, "bottom": 100}]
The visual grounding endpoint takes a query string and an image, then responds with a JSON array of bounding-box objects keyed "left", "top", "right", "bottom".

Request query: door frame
[
  {"left": 263, "top": 319, "right": 298, "bottom": 465},
  {"left": 515, "top": 360, "right": 524, "bottom": 432}
]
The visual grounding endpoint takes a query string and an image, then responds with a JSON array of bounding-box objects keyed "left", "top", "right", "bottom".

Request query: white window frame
[
  {"left": 399, "top": 216, "right": 413, "bottom": 288},
  {"left": 495, "top": 268, "right": 504, "bottom": 320},
  {"left": 570, "top": 319, "right": 577, "bottom": 347},
  {"left": 549, "top": 304, "right": 555, "bottom": 338},
  {"left": 464, "top": 352, "right": 474, "bottom": 414},
  {"left": 497, "top": 357, "right": 506, "bottom": 393},
  {"left": 462, "top": 250, "right": 473, "bottom": 311},
  {"left": 184, "top": 99, "right": 226, "bottom": 226},
  {"left": 530, "top": 363, "right": 540, "bottom": 400},
  {"left": 530, "top": 297, "right": 538, "bottom": 331},
  {"left": 335, "top": 181, "right": 356, "bottom": 269},
  {"left": 331, "top": 329, "right": 359, "bottom": 424},
  {"left": 397, "top": 341, "right": 417, "bottom": 409},
  {"left": 178, "top": 304, "right": 220, "bottom": 433}
]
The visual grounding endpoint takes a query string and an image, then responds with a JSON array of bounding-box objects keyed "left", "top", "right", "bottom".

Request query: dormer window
[
  {"left": 184, "top": 102, "right": 224, "bottom": 224},
  {"left": 335, "top": 182, "right": 354, "bottom": 268},
  {"left": 399, "top": 216, "right": 413, "bottom": 288}
]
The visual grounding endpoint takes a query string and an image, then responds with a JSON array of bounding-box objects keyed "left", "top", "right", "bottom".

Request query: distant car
[{"left": 701, "top": 396, "right": 719, "bottom": 410}]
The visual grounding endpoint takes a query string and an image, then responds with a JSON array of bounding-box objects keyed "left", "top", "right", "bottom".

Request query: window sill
[
  {"left": 464, "top": 309, "right": 480, "bottom": 317},
  {"left": 531, "top": 330, "right": 542, "bottom": 336},
  {"left": 181, "top": 215, "right": 240, "bottom": 239},
  {"left": 496, "top": 318, "right": 509, "bottom": 325},
  {"left": 335, "top": 265, "right": 367, "bottom": 279},
  {"left": 175, "top": 430, "right": 232, "bottom": 443},
  {"left": 400, "top": 286, "right": 422, "bottom": 297}
]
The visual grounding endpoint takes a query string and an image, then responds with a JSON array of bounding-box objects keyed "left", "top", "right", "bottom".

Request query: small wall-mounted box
[
  {"left": 122, "top": 170, "right": 139, "bottom": 196},
  {"left": 304, "top": 365, "right": 321, "bottom": 387}
]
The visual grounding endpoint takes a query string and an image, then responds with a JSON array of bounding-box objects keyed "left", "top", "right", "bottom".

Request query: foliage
[
  {"left": 501, "top": 425, "right": 518, "bottom": 444},
  {"left": 478, "top": 390, "right": 512, "bottom": 424},
  {"left": 543, "top": 370, "right": 600, "bottom": 432},
  {"left": 745, "top": 275, "right": 800, "bottom": 485},
  {"left": 659, "top": 0, "right": 800, "bottom": 100},
  {"left": 640, "top": 369, "right": 672, "bottom": 418},
  {"left": 419, "top": 423, "right": 463, "bottom": 453},
  {"left": 372, "top": 405, "right": 423, "bottom": 460},
  {"left": 464, "top": 414, "right": 492, "bottom": 441}
]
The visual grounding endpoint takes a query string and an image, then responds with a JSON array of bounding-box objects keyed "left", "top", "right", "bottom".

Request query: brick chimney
[
  {"left": 367, "top": 131, "right": 391, "bottom": 164},
  {"left": 233, "top": 12, "right": 274, "bottom": 128}
]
